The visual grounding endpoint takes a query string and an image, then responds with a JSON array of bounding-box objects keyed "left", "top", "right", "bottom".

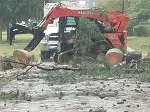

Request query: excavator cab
[
  {"left": 39, "top": 16, "right": 78, "bottom": 61},
  {"left": 58, "top": 17, "right": 78, "bottom": 52}
]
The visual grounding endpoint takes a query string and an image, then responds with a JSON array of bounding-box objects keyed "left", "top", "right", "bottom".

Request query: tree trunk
[
  {"left": 105, "top": 48, "right": 124, "bottom": 65},
  {"left": 122, "top": 0, "right": 125, "bottom": 13},
  {"left": 0, "top": 26, "right": 2, "bottom": 44},
  {"left": 7, "top": 22, "right": 10, "bottom": 42}
]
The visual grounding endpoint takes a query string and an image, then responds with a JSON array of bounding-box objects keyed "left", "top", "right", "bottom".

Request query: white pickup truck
[{"left": 40, "top": 19, "right": 59, "bottom": 61}]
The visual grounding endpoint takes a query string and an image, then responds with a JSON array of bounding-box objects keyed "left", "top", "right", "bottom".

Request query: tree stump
[
  {"left": 105, "top": 48, "right": 124, "bottom": 65},
  {"left": 11, "top": 49, "right": 31, "bottom": 68}
]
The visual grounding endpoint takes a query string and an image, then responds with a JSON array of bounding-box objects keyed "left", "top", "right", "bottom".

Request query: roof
[{"left": 44, "top": 1, "right": 90, "bottom": 15}]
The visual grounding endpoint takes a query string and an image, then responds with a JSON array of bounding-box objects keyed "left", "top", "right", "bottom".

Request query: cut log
[
  {"left": 11, "top": 49, "right": 31, "bottom": 68},
  {"left": 105, "top": 48, "right": 124, "bottom": 65}
]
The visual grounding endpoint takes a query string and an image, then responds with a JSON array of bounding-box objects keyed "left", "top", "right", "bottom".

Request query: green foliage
[
  {"left": 72, "top": 18, "right": 116, "bottom": 77},
  {"left": 136, "top": 9, "right": 150, "bottom": 21},
  {"left": 126, "top": 19, "right": 139, "bottom": 36},
  {"left": 133, "top": 25, "right": 150, "bottom": 37},
  {"left": 126, "top": 62, "right": 150, "bottom": 82},
  {"left": 73, "top": 18, "right": 105, "bottom": 62},
  {"left": 99, "top": 0, "right": 150, "bottom": 36},
  {"left": 99, "top": 0, "right": 121, "bottom": 12},
  {"left": 126, "top": 0, "right": 141, "bottom": 16},
  {"left": 0, "top": 78, "right": 9, "bottom": 88},
  {"left": 99, "top": 9, "right": 105, "bottom": 17},
  {"left": 138, "top": 72, "right": 150, "bottom": 82},
  {"left": 0, "top": 56, "right": 12, "bottom": 70},
  {"left": 33, "top": 95, "right": 49, "bottom": 101},
  {"left": 127, "top": 0, "right": 150, "bottom": 36},
  {"left": 135, "top": 0, "right": 150, "bottom": 14},
  {"left": 78, "top": 57, "right": 121, "bottom": 78},
  {"left": 0, "top": 90, "right": 24, "bottom": 100},
  {"left": 0, "top": 0, "right": 44, "bottom": 26}
]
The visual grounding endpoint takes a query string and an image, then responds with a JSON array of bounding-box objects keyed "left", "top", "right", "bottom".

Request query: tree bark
[
  {"left": 0, "top": 26, "right": 2, "bottom": 44},
  {"left": 122, "top": 0, "right": 125, "bottom": 13},
  {"left": 7, "top": 22, "right": 10, "bottom": 42}
]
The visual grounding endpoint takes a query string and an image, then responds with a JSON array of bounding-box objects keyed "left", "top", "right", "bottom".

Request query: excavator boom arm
[
  {"left": 40, "top": 4, "right": 129, "bottom": 31},
  {"left": 24, "top": 3, "right": 129, "bottom": 51}
]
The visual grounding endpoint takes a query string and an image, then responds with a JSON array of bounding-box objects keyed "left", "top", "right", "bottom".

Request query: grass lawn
[
  {"left": 128, "top": 36, "right": 150, "bottom": 54},
  {"left": 1, "top": 32, "right": 150, "bottom": 60},
  {"left": 0, "top": 32, "right": 41, "bottom": 60},
  {"left": 1, "top": 33, "right": 150, "bottom": 82}
]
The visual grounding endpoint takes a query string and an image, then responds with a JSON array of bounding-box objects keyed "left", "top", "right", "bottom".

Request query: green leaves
[
  {"left": 99, "top": 0, "right": 121, "bottom": 12},
  {"left": 99, "top": 9, "right": 105, "bottom": 17},
  {"left": 0, "top": 0, "right": 44, "bottom": 25},
  {"left": 136, "top": 9, "right": 150, "bottom": 21},
  {"left": 100, "top": 0, "right": 150, "bottom": 36},
  {"left": 133, "top": 25, "right": 150, "bottom": 37},
  {"left": 73, "top": 18, "right": 105, "bottom": 65}
]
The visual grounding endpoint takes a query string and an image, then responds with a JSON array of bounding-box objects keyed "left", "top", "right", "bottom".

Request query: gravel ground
[{"left": 0, "top": 67, "right": 150, "bottom": 112}]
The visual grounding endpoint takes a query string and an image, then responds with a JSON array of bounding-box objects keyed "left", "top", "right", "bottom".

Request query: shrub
[
  {"left": 133, "top": 25, "right": 150, "bottom": 37},
  {"left": 126, "top": 19, "right": 139, "bottom": 36}
]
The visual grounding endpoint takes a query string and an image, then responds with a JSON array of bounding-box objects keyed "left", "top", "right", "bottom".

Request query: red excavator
[{"left": 9, "top": 2, "right": 129, "bottom": 63}]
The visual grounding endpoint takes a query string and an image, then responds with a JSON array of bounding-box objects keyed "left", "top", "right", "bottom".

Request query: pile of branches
[{"left": 0, "top": 56, "right": 13, "bottom": 70}]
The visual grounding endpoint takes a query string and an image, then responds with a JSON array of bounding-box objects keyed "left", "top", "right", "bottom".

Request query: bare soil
[{"left": 0, "top": 63, "right": 150, "bottom": 112}]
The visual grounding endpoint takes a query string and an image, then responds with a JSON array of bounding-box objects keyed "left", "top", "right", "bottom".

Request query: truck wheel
[
  {"left": 41, "top": 50, "right": 51, "bottom": 61},
  {"left": 41, "top": 49, "right": 57, "bottom": 61}
]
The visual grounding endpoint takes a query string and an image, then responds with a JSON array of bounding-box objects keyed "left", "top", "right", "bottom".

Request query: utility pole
[{"left": 122, "top": 0, "right": 125, "bottom": 13}]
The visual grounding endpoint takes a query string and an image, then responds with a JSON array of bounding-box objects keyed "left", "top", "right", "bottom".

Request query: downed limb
[
  {"left": 0, "top": 58, "right": 80, "bottom": 82},
  {"left": 2, "top": 57, "right": 80, "bottom": 72},
  {"left": 0, "top": 56, "right": 13, "bottom": 70},
  {"left": 36, "top": 65, "right": 80, "bottom": 71}
]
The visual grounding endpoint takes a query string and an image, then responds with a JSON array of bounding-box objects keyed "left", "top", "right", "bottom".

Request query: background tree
[
  {"left": 127, "top": 0, "right": 150, "bottom": 36},
  {"left": 0, "top": 0, "right": 44, "bottom": 43},
  {"left": 98, "top": 0, "right": 122, "bottom": 12},
  {"left": 99, "top": 0, "right": 150, "bottom": 36}
]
